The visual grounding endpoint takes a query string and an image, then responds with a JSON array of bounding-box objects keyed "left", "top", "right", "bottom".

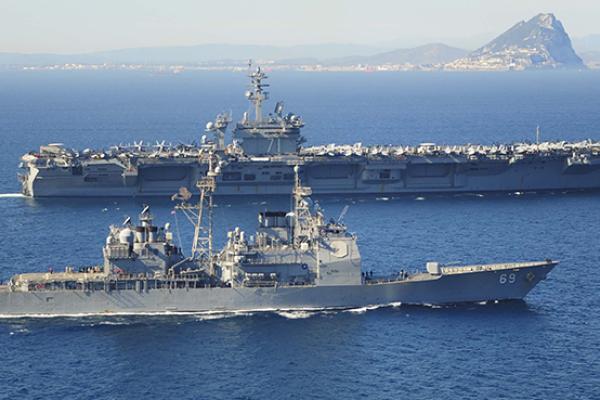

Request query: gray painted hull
[
  {"left": 23, "top": 156, "right": 600, "bottom": 198},
  {"left": 0, "top": 263, "right": 554, "bottom": 317}
]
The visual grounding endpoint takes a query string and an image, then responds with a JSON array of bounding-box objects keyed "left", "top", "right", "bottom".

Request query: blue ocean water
[{"left": 1, "top": 70, "right": 600, "bottom": 399}]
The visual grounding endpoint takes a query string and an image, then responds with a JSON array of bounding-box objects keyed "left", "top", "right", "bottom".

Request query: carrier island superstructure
[
  {"left": 19, "top": 66, "right": 600, "bottom": 198},
  {"left": 0, "top": 163, "right": 556, "bottom": 316}
]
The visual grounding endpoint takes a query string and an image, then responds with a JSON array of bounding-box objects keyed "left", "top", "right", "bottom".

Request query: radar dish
[{"left": 171, "top": 186, "right": 193, "bottom": 202}]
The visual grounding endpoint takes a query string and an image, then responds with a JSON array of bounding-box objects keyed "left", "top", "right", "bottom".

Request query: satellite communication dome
[
  {"left": 206, "top": 122, "right": 214, "bottom": 130},
  {"left": 119, "top": 228, "right": 133, "bottom": 245}
]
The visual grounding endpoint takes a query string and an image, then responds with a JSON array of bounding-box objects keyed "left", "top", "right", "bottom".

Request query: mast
[
  {"left": 172, "top": 153, "right": 219, "bottom": 276},
  {"left": 292, "top": 164, "right": 324, "bottom": 280},
  {"left": 292, "top": 165, "right": 314, "bottom": 247},
  {"left": 195, "top": 155, "right": 218, "bottom": 275},
  {"left": 245, "top": 65, "right": 269, "bottom": 123},
  {"left": 291, "top": 165, "right": 322, "bottom": 280}
]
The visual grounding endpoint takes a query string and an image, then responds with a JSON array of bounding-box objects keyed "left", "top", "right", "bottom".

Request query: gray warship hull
[
  {"left": 0, "top": 261, "right": 555, "bottom": 317},
  {"left": 19, "top": 66, "right": 600, "bottom": 198},
  {"left": 20, "top": 152, "right": 600, "bottom": 198}
]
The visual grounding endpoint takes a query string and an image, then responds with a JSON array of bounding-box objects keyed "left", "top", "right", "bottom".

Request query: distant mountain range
[
  {"left": 0, "top": 13, "right": 596, "bottom": 70},
  {"left": 326, "top": 44, "right": 468, "bottom": 66},
  {"left": 0, "top": 44, "right": 386, "bottom": 66}
]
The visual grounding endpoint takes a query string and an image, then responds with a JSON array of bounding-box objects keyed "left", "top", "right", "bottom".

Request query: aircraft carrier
[
  {"left": 19, "top": 66, "right": 600, "bottom": 198},
  {"left": 0, "top": 165, "right": 556, "bottom": 317}
]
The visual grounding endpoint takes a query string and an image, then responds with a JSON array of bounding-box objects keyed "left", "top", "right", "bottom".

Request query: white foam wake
[
  {"left": 343, "top": 304, "right": 387, "bottom": 314},
  {"left": 275, "top": 310, "right": 316, "bottom": 319},
  {"left": 0, "top": 302, "right": 408, "bottom": 320},
  {"left": 79, "top": 321, "right": 133, "bottom": 327},
  {"left": 0, "top": 193, "right": 25, "bottom": 198}
]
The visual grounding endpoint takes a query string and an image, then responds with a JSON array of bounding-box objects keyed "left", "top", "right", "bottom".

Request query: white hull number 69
[{"left": 499, "top": 273, "right": 516, "bottom": 284}]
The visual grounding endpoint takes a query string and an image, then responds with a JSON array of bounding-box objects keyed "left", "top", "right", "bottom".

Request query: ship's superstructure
[
  {"left": 0, "top": 164, "right": 556, "bottom": 316},
  {"left": 18, "top": 66, "right": 600, "bottom": 198},
  {"left": 218, "top": 165, "right": 362, "bottom": 288},
  {"left": 232, "top": 66, "right": 305, "bottom": 155}
]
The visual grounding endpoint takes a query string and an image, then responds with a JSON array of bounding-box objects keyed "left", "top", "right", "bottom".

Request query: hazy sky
[{"left": 1, "top": 0, "right": 598, "bottom": 53}]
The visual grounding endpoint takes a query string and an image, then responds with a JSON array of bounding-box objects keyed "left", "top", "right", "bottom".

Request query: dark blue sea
[{"left": 1, "top": 70, "right": 599, "bottom": 399}]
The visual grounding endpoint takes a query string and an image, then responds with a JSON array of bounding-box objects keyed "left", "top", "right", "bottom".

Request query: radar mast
[
  {"left": 172, "top": 153, "right": 219, "bottom": 276},
  {"left": 245, "top": 63, "right": 269, "bottom": 123},
  {"left": 292, "top": 165, "right": 318, "bottom": 247}
]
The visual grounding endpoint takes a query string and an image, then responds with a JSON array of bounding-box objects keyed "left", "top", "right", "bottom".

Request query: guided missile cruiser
[
  {"left": 0, "top": 162, "right": 556, "bottom": 317},
  {"left": 18, "top": 66, "right": 600, "bottom": 198}
]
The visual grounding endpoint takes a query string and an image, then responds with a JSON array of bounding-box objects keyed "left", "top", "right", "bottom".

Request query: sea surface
[{"left": 0, "top": 70, "right": 599, "bottom": 399}]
